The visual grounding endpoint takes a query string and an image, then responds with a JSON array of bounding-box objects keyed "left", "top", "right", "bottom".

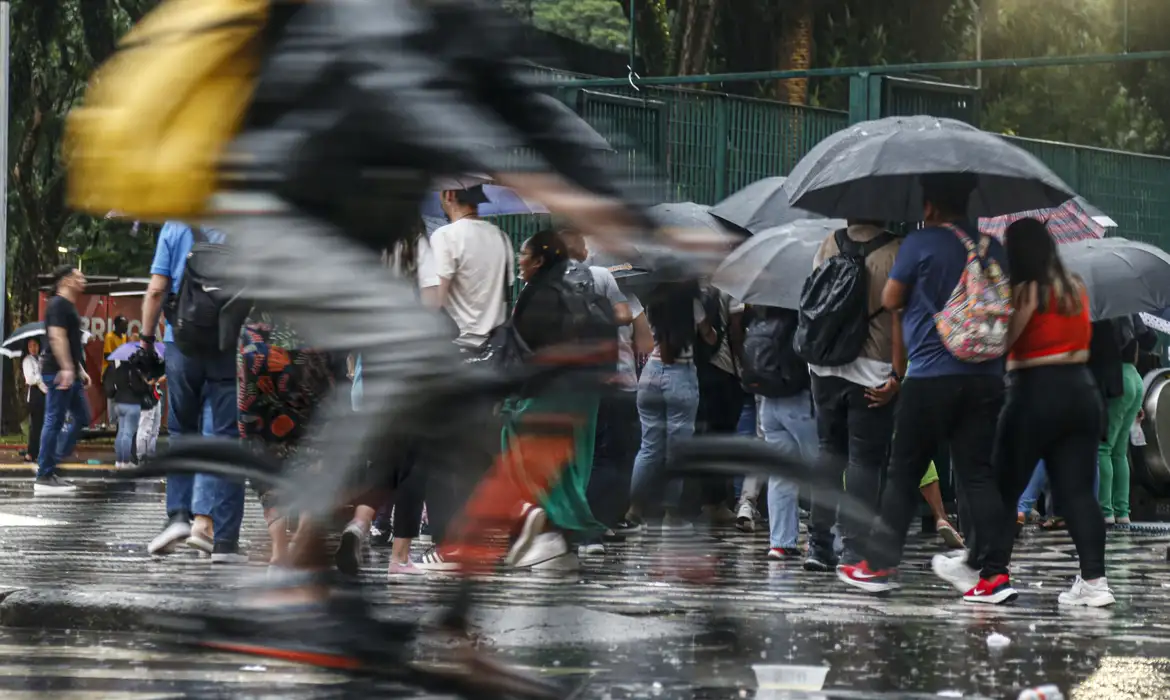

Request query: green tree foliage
[
  {"left": 8, "top": 0, "right": 157, "bottom": 326},
  {"left": 979, "top": 0, "right": 1168, "bottom": 154},
  {"left": 529, "top": 0, "right": 631, "bottom": 54}
]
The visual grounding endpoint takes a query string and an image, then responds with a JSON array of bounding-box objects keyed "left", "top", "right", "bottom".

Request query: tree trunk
[
  {"left": 689, "top": 0, "right": 720, "bottom": 77},
  {"left": 618, "top": 0, "right": 671, "bottom": 74},
  {"left": 673, "top": 0, "right": 699, "bottom": 75},
  {"left": 775, "top": 5, "right": 814, "bottom": 104}
]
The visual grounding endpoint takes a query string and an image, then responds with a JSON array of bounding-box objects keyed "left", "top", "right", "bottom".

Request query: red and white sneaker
[
  {"left": 962, "top": 574, "right": 1018, "bottom": 605},
  {"left": 836, "top": 561, "right": 899, "bottom": 593}
]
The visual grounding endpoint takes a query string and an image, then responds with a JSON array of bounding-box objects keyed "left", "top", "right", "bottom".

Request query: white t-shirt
[
  {"left": 416, "top": 236, "right": 439, "bottom": 290},
  {"left": 618, "top": 293, "right": 645, "bottom": 390},
  {"left": 431, "top": 218, "right": 513, "bottom": 349}
]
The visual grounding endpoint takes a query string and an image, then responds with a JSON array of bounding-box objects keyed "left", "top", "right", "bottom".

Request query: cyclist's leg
[{"left": 211, "top": 204, "right": 463, "bottom": 526}]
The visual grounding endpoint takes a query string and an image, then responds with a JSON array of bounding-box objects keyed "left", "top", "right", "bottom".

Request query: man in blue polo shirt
[
  {"left": 142, "top": 221, "right": 246, "bottom": 563},
  {"left": 837, "top": 173, "right": 1010, "bottom": 601}
]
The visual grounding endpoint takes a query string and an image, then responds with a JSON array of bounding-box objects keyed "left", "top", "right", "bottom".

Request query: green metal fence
[
  {"left": 1004, "top": 137, "right": 1170, "bottom": 248},
  {"left": 492, "top": 67, "right": 1170, "bottom": 251}
]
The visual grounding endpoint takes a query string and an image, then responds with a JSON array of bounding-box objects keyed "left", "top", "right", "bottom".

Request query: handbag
[{"left": 465, "top": 321, "right": 531, "bottom": 372}]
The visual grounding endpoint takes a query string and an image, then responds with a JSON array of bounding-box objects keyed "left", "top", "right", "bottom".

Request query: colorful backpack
[{"left": 933, "top": 224, "right": 1013, "bottom": 362}]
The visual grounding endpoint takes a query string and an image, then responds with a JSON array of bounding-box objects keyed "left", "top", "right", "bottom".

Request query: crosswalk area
[{"left": 1, "top": 482, "right": 1170, "bottom": 697}]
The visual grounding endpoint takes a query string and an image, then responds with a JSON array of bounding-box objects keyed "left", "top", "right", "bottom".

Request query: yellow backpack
[{"left": 65, "top": 0, "right": 269, "bottom": 222}]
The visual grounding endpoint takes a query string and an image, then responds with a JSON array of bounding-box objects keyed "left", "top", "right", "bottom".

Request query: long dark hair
[
  {"left": 646, "top": 280, "right": 700, "bottom": 359},
  {"left": 1005, "top": 217, "right": 1083, "bottom": 315}
]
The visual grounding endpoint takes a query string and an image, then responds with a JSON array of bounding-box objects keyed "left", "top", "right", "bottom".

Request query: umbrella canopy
[
  {"left": 421, "top": 184, "right": 550, "bottom": 219},
  {"left": 784, "top": 118, "right": 1076, "bottom": 221},
  {"left": 978, "top": 196, "right": 1112, "bottom": 245},
  {"left": 712, "top": 219, "right": 846, "bottom": 309},
  {"left": 1, "top": 322, "right": 46, "bottom": 357},
  {"left": 709, "top": 177, "right": 824, "bottom": 234},
  {"left": 648, "top": 202, "right": 737, "bottom": 237},
  {"left": 107, "top": 340, "right": 165, "bottom": 362},
  {"left": 1061, "top": 238, "right": 1170, "bottom": 321}
]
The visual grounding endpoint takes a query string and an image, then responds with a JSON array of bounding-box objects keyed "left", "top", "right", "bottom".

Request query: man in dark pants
[
  {"left": 803, "top": 220, "right": 902, "bottom": 571},
  {"left": 837, "top": 174, "right": 1009, "bottom": 599},
  {"left": 685, "top": 287, "right": 745, "bottom": 523}
]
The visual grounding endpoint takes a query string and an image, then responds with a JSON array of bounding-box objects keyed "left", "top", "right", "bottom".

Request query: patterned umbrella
[{"left": 978, "top": 196, "right": 1112, "bottom": 245}]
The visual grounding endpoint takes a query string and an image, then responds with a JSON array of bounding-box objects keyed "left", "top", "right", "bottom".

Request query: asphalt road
[{"left": 0, "top": 480, "right": 1169, "bottom": 699}]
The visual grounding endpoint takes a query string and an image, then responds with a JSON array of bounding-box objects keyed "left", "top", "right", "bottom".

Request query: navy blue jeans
[
  {"left": 164, "top": 343, "right": 245, "bottom": 546},
  {"left": 37, "top": 375, "right": 91, "bottom": 479}
]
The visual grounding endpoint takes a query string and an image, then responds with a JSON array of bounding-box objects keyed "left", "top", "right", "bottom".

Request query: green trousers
[
  {"left": 1097, "top": 363, "right": 1143, "bottom": 519},
  {"left": 501, "top": 393, "right": 605, "bottom": 534}
]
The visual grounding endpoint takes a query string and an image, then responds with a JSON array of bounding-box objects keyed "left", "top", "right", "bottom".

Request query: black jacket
[{"left": 224, "top": 0, "right": 650, "bottom": 248}]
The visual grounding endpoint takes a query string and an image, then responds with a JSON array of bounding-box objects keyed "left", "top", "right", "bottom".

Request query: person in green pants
[{"left": 1097, "top": 362, "right": 1143, "bottom": 524}]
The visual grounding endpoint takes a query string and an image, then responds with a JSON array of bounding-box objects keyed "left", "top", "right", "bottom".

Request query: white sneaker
[
  {"left": 211, "top": 551, "right": 249, "bottom": 565},
  {"left": 415, "top": 546, "right": 461, "bottom": 572},
  {"left": 932, "top": 553, "right": 980, "bottom": 594},
  {"left": 505, "top": 505, "right": 547, "bottom": 566},
  {"left": 513, "top": 532, "right": 569, "bottom": 568},
  {"left": 335, "top": 522, "right": 368, "bottom": 576},
  {"left": 148, "top": 519, "right": 192, "bottom": 555},
  {"left": 578, "top": 542, "right": 605, "bottom": 556},
  {"left": 33, "top": 475, "right": 78, "bottom": 494},
  {"left": 735, "top": 501, "right": 755, "bottom": 533},
  {"left": 532, "top": 551, "right": 580, "bottom": 572},
  {"left": 1058, "top": 576, "right": 1116, "bottom": 607}
]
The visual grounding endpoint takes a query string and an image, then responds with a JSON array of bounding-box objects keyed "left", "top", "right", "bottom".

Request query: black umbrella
[
  {"left": 1060, "top": 238, "right": 1170, "bottom": 321},
  {"left": 709, "top": 177, "right": 824, "bottom": 234},
  {"left": 784, "top": 117, "right": 1075, "bottom": 220},
  {"left": 711, "top": 219, "right": 846, "bottom": 309},
  {"left": 1, "top": 322, "right": 46, "bottom": 358}
]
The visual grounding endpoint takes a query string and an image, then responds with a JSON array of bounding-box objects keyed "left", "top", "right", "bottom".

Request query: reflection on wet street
[{"left": 0, "top": 480, "right": 1168, "bottom": 698}]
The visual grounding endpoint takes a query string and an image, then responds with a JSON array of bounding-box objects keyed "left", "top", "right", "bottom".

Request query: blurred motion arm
[{"left": 141, "top": 274, "right": 171, "bottom": 341}]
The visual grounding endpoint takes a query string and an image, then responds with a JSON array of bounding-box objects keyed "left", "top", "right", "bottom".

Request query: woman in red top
[{"left": 981, "top": 218, "right": 1113, "bottom": 606}]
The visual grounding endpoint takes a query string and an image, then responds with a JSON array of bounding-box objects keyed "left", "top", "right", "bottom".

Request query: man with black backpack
[
  {"left": 794, "top": 219, "right": 903, "bottom": 572},
  {"left": 142, "top": 221, "right": 247, "bottom": 564}
]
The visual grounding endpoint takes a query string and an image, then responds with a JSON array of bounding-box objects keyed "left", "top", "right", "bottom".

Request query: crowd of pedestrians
[{"left": 22, "top": 176, "right": 1156, "bottom": 610}]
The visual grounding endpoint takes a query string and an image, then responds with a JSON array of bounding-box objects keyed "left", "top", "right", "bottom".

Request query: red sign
[{"left": 36, "top": 290, "right": 163, "bottom": 428}]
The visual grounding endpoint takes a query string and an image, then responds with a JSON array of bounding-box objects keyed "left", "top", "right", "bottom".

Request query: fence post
[
  {"left": 848, "top": 74, "right": 869, "bottom": 124},
  {"left": 714, "top": 95, "right": 729, "bottom": 201}
]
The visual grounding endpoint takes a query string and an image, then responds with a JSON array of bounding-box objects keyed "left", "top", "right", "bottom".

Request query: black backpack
[
  {"left": 793, "top": 229, "right": 895, "bottom": 367},
  {"left": 551, "top": 261, "right": 619, "bottom": 366},
  {"left": 165, "top": 228, "right": 247, "bottom": 356},
  {"left": 740, "top": 309, "right": 809, "bottom": 398}
]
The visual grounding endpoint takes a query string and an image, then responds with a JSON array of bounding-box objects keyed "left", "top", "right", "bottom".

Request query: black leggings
[{"left": 988, "top": 364, "right": 1105, "bottom": 579}]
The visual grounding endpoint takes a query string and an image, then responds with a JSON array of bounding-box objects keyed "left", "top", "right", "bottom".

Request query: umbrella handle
[{"left": 627, "top": 65, "right": 640, "bottom": 92}]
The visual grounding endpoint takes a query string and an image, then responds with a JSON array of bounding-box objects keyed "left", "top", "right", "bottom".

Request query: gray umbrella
[
  {"left": 784, "top": 118, "right": 1076, "bottom": 221},
  {"left": 709, "top": 177, "right": 824, "bottom": 234},
  {"left": 649, "top": 201, "right": 737, "bottom": 236},
  {"left": 712, "top": 219, "right": 846, "bottom": 309},
  {"left": 1060, "top": 238, "right": 1170, "bottom": 321}
]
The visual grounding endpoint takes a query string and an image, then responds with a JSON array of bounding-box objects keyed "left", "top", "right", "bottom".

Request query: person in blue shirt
[
  {"left": 141, "top": 221, "right": 247, "bottom": 563},
  {"left": 837, "top": 173, "right": 1009, "bottom": 598}
]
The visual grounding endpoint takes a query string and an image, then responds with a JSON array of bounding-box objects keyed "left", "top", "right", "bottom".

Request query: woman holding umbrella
[{"left": 21, "top": 339, "right": 47, "bottom": 463}]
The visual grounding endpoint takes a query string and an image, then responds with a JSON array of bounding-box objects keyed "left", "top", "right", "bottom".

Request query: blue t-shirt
[
  {"left": 889, "top": 223, "right": 1008, "bottom": 379},
  {"left": 149, "top": 222, "right": 226, "bottom": 342}
]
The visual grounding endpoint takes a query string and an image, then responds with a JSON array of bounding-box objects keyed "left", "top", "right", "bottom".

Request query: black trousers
[
  {"left": 863, "top": 374, "right": 1004, "bottom": 572},
  {"left": 586, "top": 392, "right": 641, "bottom": 528},
  {"left": 987, "top": 364, "right": 1105, "bottom": 579},
  {"left": 683, "top": 364, "right": 745, "bottom": 512},
  {"left": 808, "top": 374, "right": 896, "bottom": 560},
  {"left": 27, "top": 391, "right": 45, "bottom": 461}
]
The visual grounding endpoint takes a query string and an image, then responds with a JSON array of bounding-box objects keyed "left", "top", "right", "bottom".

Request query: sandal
[{"left": 1040, "top": 517, "right": 1065, "bottom": 531}]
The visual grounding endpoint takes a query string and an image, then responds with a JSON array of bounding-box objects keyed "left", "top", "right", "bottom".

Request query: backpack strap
[
  {"left": 192, "top": 226, "right": 210, "bottom": 245},
  {"left": 835, "top": 228, "right": 896, "bottom": 259},
  {"left": 939, "top": 222, "right": 982, "bottom": 257}
]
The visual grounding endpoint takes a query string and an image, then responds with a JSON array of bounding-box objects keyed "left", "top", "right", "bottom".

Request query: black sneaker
[
  {"left": 33, "top": 474, "right": 78, "bottom": 494},
  {"left": 614, "top": 518, "right": 644, "bottom": 535},
  {"left": 601, "top": 529, "right": 626, "bottom": 543},
  {"left": 335, "top": 523, "right": 367, "bottom": 576},
  {"left": 211, "top": 541, "right": 249, "bottom": 565},
  {"left": 369, "top": 526, "right": 392, "bottom": 548},
  {"left": 803, "top": 548, "right": 838, "bottom": 572}
]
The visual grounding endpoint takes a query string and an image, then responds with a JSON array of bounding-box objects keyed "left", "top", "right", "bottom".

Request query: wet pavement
[{"left": 1, "top": 479, "right": 1169, "bottom": 698}]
